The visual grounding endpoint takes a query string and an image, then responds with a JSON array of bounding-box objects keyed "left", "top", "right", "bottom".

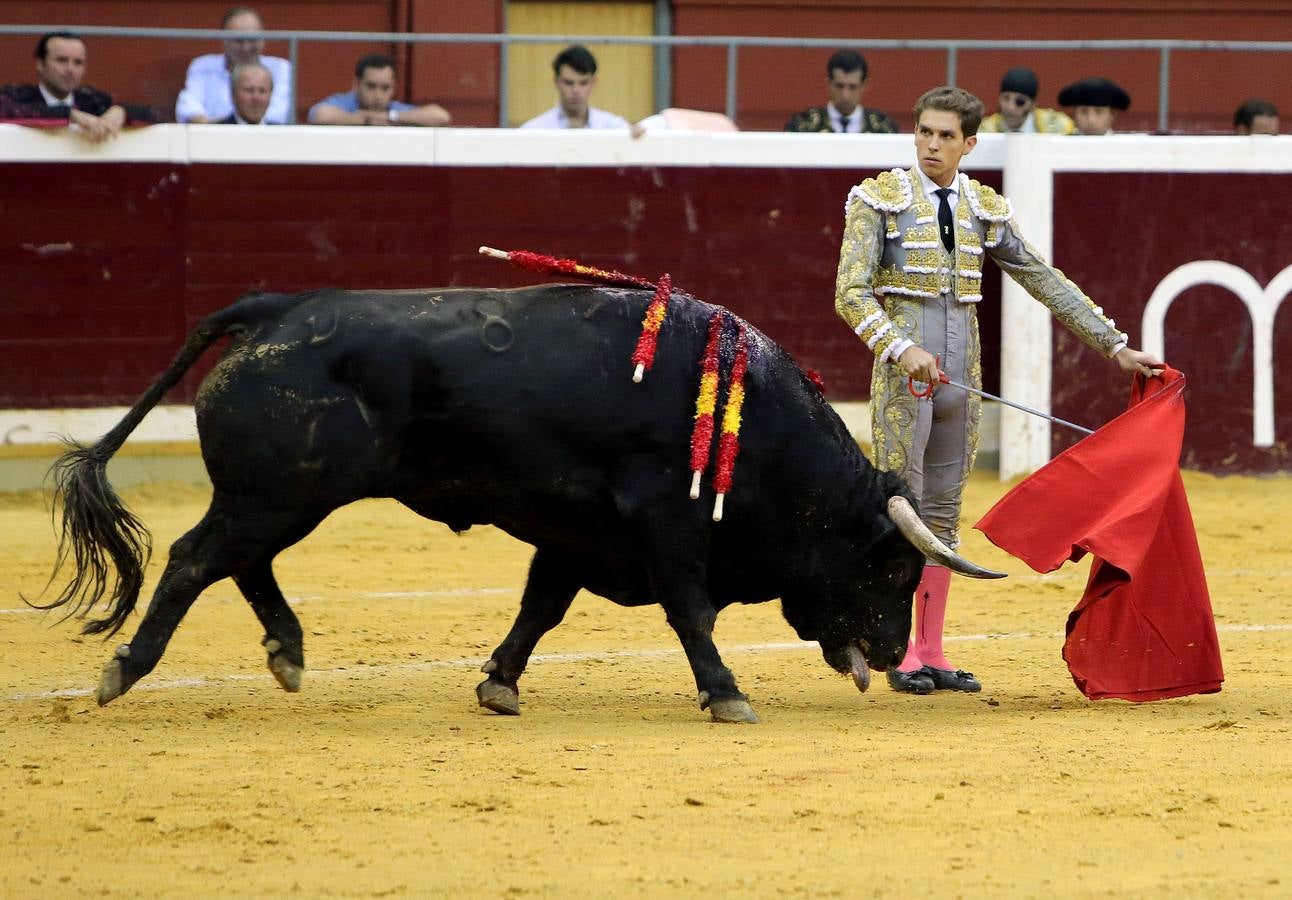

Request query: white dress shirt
[
  {"left": 520, "top": 105, "right": 630, "bottom": 130},
  {"left": 826, "top": 102, "right": 863, "bottom": 134},
  {"left": 39, "top": 83, "right": 73, "bottom": 110},
  {"left": 176, "top": 53, "right": 292, "bottom": 124},
  {"left": 915, "top": 166, "right": 961, "bottom": 215}
]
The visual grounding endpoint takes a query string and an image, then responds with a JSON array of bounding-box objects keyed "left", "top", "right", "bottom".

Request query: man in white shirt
[
  {"left": 520, "top": 45, "right": 629, "bottom": 130},
  {"left": 176, "top": 6, "right": 292, "bottom": 124},
  {"left": 835, "top": 86, "right": 1161, "bottom": 695}
]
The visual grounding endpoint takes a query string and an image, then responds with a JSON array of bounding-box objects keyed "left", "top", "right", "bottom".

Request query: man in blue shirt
[{"left": 309, "top": 54, "right": 451, "bottom": 127}]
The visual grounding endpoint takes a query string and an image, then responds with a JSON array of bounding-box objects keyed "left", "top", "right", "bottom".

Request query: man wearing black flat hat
[
  {"left": 1058, "top": 77, "right": 1131, "bottom": 135},
  {"left": 979, "top": 67, "right": 1075, "bottom": 134}
]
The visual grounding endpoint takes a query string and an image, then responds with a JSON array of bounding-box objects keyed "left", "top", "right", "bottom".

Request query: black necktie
[{"left": 935, "top": 188, "right": 955, "bottom": 253}]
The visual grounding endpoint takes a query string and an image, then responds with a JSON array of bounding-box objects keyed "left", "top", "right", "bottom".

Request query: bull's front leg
[
  {"left": 651, "top": 568, "right": 754, "bottom": 723},
  {"left": 660, "top": 589, "right": 757, "bottom": 723},
  {"left": 477, "top": 548, "right": 580, "bottom": 716},
  {"left": 633, "top": 493, "right": 757, "bottom": 723}
]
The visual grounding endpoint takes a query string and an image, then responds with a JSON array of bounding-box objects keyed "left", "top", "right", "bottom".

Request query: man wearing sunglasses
[{"left": 979, "top": 67, "right": 1075, "bottom": 135}]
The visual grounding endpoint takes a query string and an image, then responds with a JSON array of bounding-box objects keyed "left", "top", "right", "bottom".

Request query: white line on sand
[{"left": 6, "top": 624, "right": 1289, "bottom": 702}]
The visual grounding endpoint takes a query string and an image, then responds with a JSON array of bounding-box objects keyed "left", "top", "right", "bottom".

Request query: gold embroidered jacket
[
  {"left": 784, "top": 105, "right": 898, "bottom": 134},
  {"left": 979, "top": 107, "right": 1077, "bottom": 134},
  {"left": 834, "top": 166, "right": 1126, "bottom": 368}
]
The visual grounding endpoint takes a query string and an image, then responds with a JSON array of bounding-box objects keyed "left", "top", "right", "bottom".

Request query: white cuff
[{"left": 882, "top": 338, "right": 914, "bottom": 365}]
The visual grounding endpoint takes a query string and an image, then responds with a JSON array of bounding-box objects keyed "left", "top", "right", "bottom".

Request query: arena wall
[{"left": 2, "top": 126, "right": 1289, "bottom": 484}]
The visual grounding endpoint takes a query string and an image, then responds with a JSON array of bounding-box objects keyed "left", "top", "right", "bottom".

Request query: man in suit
[
  {"left": 784, "top": 50, "right": 897, "bottom": 134},
  {"left": 0, "top": 32, "right": 159, "bottom": 142},
  {"left": 176, "top": 6, "right": 292, "bottom": 124},
  {"left": 212, "top": 63, "right": 274, "bottom": 125},
  {"left": 834, "top": 86, "right": 1161, "bottom": 694}
]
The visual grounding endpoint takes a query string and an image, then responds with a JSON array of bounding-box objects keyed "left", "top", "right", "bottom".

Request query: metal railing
[{"left": 4, "top": 24, "right": 1290, "bottom": 129}]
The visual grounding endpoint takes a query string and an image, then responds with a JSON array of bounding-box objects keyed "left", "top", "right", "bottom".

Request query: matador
[{"left": 834, "top": 86, "right": 1162, "bottom": 695}]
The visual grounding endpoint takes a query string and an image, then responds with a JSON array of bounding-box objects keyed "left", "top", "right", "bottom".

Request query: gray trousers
[{"left": 872, "top": 292, "right": 978, "bottom": 548}]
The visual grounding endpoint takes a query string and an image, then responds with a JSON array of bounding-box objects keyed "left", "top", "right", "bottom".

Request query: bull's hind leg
[
  {"left": 96, "top": 498, "right": 323, "bottom": 706},
  {"left": 477, "top": 548, "right": 580, "bottom": 716},
  {"left": 233, "top": 560, "right": 305, "bottom": 692}
]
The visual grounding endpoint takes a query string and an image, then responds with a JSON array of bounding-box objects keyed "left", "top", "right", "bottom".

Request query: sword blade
[{"left": 942, "top": 378, "right": 1095, "bottom": 436}]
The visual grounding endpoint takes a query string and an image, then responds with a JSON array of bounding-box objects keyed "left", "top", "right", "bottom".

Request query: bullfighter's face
[
  {"left": 915, "top": 108, "right": 977, "bottom": 188},
  {"left": 827, "top": 67, "right": 864, "bottom": 118}
]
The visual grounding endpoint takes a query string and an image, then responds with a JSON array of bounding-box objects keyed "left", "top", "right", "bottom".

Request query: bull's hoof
[
  {"left": 268, "top": 654, "right": 303, "bottom": 692},
  {"left": 476, "top": 678, "right": 520, "bottom": 716},
  {"left": 95, "top": 646, "right": 131, "bottom": 707},
  {"left": 263, "top": 638, "right": 303, "bottom": 692},
  {"left": 708, "top": 697, "right": 759, "bottom": 724}
]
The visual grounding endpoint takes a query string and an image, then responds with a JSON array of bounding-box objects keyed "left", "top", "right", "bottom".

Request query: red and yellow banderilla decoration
[
  {"left": 710, "top": 323, "right": 749, "bottom": 522},
  {"left": 480, "top": 246, "right": 750, "bottom": 522},
  {"left": 689, "top": 312, "right": 724, "bottom": 501},
  {"left": 689, "top": 312, "right": 750, "bottom": 522},
  {"left": 479, "top": 246, "right": 671, "bottom": 383}
]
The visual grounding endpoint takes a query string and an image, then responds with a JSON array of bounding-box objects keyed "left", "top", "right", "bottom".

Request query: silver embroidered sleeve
[
  {"left": 987, "top": 218, "right": 1128, "bottom": 357},
  {"left": 834, "top": 199, "right": 903, "bottom": 360}
]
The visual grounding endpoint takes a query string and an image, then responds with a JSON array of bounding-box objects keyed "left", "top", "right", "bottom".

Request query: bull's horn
[{"left": 886, "top": 496, "right": 1006, "bottom": 579}]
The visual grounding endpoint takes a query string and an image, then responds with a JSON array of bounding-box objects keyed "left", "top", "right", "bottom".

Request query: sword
[{"left": 908, "top": 372, "right": 1095, "bottom": 436}]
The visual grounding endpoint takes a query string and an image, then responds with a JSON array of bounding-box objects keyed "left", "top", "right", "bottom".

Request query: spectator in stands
[
  {"left": 177, "top": 6, "right": 292, "bottom": 124},
  {"left": 1234, "top": 98, "right": 1279, "bottom": 135},
  {"left": 0, "top": 32, "right": 159, "bottom": 142},
  {"left": 520, "top": 45, "right": 630, "bottom": 129},
  {"left": 309, "top": 54, "right": 450, "bottom": 126},
  {"left": 784, "top": 50, "right": 896, "bottom": 134},
  {"left": 979, "top": 67, "right": 1076, "bottom": 134},
  {"left": 211, "top": 63, "right": 274, "bottom": 125},
  {"left": 1057, "top": 77, "right": 1131, "bottom": 135}
]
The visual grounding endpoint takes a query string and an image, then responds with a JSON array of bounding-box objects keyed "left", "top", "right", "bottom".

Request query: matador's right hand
[{"left": 898, "top": 345, "right": 940, "bottom": 385}]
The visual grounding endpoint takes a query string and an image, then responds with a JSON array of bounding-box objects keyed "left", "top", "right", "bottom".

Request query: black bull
[{"left": 38, "top": 285, "right": 1002, "bottom": 723}]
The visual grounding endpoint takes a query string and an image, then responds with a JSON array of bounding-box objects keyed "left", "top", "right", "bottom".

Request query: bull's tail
[{"left": 29, "top": 307, "right": 251, "bottom": 636}]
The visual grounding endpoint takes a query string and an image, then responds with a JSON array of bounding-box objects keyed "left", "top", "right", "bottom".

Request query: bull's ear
[{"left": 840, "top": 484, "right": 904, "bottom": 559}]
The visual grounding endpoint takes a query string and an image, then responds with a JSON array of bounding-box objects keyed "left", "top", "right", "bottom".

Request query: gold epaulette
[
  {"left": 846, "top": 168, "right": 914, "bottom": 216},
  {"left": 961, "top": 177, "right": 1013, "bottom": 223}
]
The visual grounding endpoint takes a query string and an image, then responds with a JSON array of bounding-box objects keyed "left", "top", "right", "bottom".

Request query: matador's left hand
[{"left": 1115, "top": 347, "right": 1164, "bottom": 378}]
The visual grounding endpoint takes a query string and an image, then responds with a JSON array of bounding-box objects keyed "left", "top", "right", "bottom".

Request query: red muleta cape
[{"left": 975, "top": 367, "right": 1224, "bottom": 701}]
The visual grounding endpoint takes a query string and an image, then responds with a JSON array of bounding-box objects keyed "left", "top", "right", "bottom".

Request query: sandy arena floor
[{"left": 2, "top": 470, "right": 1290, "bottom": 897}]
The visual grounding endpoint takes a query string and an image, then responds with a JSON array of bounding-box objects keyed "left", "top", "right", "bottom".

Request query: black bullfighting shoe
[
  {"left": 920, "top": 666, "right": 982, "bottom": 692},
  {"left": 886, "top": 668, "right": 936, "bottom": 695}
]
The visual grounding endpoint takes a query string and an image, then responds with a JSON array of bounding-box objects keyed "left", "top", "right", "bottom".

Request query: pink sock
[
  {"left": 912, "top": 564, "right": 955, "bottom": 671},
  {"left": 896, "top": 640, "right": 924, "bottom": 673}
]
